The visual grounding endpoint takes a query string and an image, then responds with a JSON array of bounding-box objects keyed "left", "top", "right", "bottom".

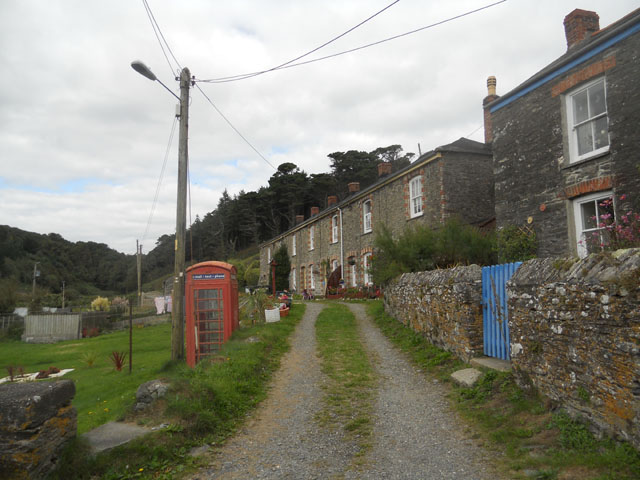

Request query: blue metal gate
[{"left": 482, "top": 262, "right": 522, "bottom": 360}]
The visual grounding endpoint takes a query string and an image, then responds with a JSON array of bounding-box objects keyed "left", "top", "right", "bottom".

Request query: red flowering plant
[{"left": 584, "top": 195, "right": 640, "bottom": 253}]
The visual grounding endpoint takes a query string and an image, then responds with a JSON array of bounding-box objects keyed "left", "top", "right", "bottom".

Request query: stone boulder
[
  {"left": 0, "top": 380, "right": 76, "bottom": 479},
  {"left": 134, "top": 379, "right": 169, "bottom": 411}
]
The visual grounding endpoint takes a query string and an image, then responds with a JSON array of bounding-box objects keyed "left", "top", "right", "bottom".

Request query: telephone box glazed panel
[{"left": 185, "top": 261, "right": 239, "bottom": 368}]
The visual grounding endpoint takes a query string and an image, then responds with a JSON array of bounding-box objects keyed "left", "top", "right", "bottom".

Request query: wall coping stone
[
  {"left": 394, "top": 264, "right": 482, "bottom": 286},
  {"left": 509, "top": 248, "right": 640, "bottom": 288}
]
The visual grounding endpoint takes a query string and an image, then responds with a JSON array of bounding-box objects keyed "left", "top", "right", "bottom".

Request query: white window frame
[
  {"left": 267, "top": 247, "right": 271, "bottom": 263},
  {"left": 573, "top": 190, "right": 614, "bottom": 258},
  {"left": 363, "top": 252, "right": 373, "bottom": 286},
  {"left": 566, "top": 77, "right": 610, "bottom": 163},
  {"left": 331, "top": 215, "right": 339, "bottom": 243},
  {"left": 363, "top": 200, "right": 372, "bottom": 233},
  {"left": 409, "top": 176, "right": 423, "bottom": 218},
  {"left": 309, "top": 264, "right": 315, "bottom": 290},
  {"left": 292, "top": 235, "right": 296, "bottom": 256},
  {"left": 350, "top": 263, "right": 357, "bottom": 287},
  {"left": 309, "top": 226, "right": 315, "bottom": 250},
  {"left": 291, "top": 268, "right": 296, "bottom": 291}
]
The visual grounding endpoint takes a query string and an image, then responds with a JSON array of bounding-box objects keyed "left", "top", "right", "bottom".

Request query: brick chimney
[
  {"left": 377, "top": 162, "right": 392, "bottom": 177},
  {"left": 295, "top": 214, "right": 304, "bottom": 224},
  {"left": 310, "top": 206, "right": 320, "bottom": 216},
  {"left": 327, "top": 195, "right": 338, "bottom": 206},
  {"left": 347, "top": 182, "right": 360, "bottom": 194},
  {"left": 482, "top": 76, "right": 499, "bottom": 144},
  {"left": 564, "top": 9, "right": 599, "bottom": 49}
]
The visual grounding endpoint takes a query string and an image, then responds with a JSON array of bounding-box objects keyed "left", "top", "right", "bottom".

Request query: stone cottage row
[{"left": 260, "top": 7, "right": 640, "bottom": 295}]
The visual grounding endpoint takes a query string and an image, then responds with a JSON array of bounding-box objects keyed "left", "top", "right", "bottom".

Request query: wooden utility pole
[
  {"left": 62, "top": 280, "right": 65, "bottom": 309},
  {"left": 136, "top": 240, "right": 142, "bottom": 307},
  {"left": 172, "top": 67, "right": 190, "bottom": 361}
]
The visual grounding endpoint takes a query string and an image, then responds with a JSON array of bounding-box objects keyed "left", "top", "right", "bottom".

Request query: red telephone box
[{"left": 185, "top": 261, "right": 239, "bottom": 368}]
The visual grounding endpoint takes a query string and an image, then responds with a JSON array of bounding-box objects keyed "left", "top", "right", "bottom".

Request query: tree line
[{"left": 0, "top": 145, "right": 413, "bottom": 309}]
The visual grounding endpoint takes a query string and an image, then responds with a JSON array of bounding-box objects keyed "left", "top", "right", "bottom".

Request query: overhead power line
[
  {"left": 140, "top": 0, "right": 280, "bottom": 173},
  {"left": 142, "top": 116, "right": 179, "bottom": 245},
  {"left": 196, "top": 84, "right": 276, "bottom": 171},
  {"left": 198, "top": 0, "right": 507, "bottom": 84},
  {"left": 200, "top": 0, "right": 401, "bottom": 83},
  {"left": 142, "top": 0, "right": 182, "bottom": 76}
]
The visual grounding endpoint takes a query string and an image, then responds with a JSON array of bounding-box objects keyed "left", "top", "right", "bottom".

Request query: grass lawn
[{"left": 0, "top": 322, "right": 173, "bottom": 434}]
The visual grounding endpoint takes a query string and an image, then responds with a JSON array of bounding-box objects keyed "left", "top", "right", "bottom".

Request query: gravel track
[
  {"left": 189, "top": 302, "right": 503, "bottom": 479},
  {"left": 344, "top": 303, "right": 501, "bottom": 480},
  {"left": 189, "top": 302, "right": 358, "bottom": 479}
]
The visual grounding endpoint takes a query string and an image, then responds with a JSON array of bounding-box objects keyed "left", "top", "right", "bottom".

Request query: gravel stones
[{"left": 188, "top": 303, "right": 503, "bottom": 479}]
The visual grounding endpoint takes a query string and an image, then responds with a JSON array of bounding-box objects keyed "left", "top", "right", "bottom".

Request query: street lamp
[{"left": 132, "top": 60, "right": 191, "bottom": 361}]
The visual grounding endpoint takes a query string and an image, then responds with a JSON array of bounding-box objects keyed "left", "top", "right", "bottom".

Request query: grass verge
[
  {"left": 43, "top": 303, "right": 306, "bottom": 479},
  {"left": 315, "top": 303, "right": 376, "bottom": 463},
  {"left": 0, "top": 322, "right": 174, "bottom": 434},
  {"left": 366, "top": 300, "right": 640, "bottom": 480}
]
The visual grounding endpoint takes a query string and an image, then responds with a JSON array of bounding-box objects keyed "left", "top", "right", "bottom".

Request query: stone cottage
[
  {"left": 259, "top": 138, "right": 494, "bottom": 295},
  {"left": 487, "top": 7, "right": 640, "bottom": 258}
]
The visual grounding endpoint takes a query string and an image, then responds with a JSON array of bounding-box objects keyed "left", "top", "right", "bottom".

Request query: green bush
[
  {"left": 371, "top": 219, "right": 496, "bottom": 285},
  {"left": 496, "top": 224, "right": 537, "bottom": 263},
  {"left": 0, "top": 279, "right": 18, "bottom": 313}
]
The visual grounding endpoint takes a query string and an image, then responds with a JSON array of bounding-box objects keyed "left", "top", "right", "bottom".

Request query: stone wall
[
  {"left": 0, "top": 380, "right": 77, "bottom": 479},
  {"left": 383, "top": 265, "right": 484, "bottom": 362},
  {"left": 508, "top": 249, "right": 640, "bottom": 447}
]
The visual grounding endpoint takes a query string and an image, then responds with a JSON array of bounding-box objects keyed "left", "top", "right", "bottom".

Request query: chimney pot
[
  {"left": 377, "top": 162, "right": 392, "bottom": 177},
  {"left": 487, "top": 76, "right": 496, "bottom": 96},
  {"left": 327, "top": 195, "right": 338, "bottom": 206},
  {"left": 483, "top": 76, "right": 499, "bottom": 144},
  {"left": 347, "top": 182, "right": 360, "bottom": 193},
  {"left": 564, "top": 9, "right": 599, "bottom": 49},
  {"left": 310, "top": 206, "right": 320, "bottom": 216},
  {"left": 295, "top": 214, "right": 304, "bottom": 224}
]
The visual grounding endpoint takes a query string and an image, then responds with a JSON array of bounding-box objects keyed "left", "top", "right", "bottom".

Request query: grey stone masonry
[
  {"left": 383, "top": 265, "right": 484, "bottom": 362},
  {"left": 0, "top": 380, "right": 77, "bottom": 479},
  {"left": 508, "top": 249, "right": 640, "bottom": 448}
]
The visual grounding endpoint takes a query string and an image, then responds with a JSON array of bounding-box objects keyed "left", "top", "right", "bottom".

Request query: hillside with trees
[
  {"left": 0, "top": 145, "right": 413, "bottom": 309},
  {"left": 143, "top": 145, "right": 413, "bottom": 276}
]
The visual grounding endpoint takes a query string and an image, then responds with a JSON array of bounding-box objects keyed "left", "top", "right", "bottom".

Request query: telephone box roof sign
[
  {"left": 192, "top": 273, "right": 225, "bottom": 280},
  {"left": 186, "top": 260, "right": 236, "bottom": 275},
  {"left": 185, "top": 261, "right": 239, "bottom": 368}
]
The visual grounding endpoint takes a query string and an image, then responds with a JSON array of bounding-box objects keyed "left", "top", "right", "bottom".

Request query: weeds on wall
[{"left": 371, "top": 219, "right": 496, "bottom": 285}]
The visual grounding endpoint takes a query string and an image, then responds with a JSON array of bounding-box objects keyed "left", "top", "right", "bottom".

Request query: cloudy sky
[{"left": 1, "top": 0, "right": 637, "bottom": 254}]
